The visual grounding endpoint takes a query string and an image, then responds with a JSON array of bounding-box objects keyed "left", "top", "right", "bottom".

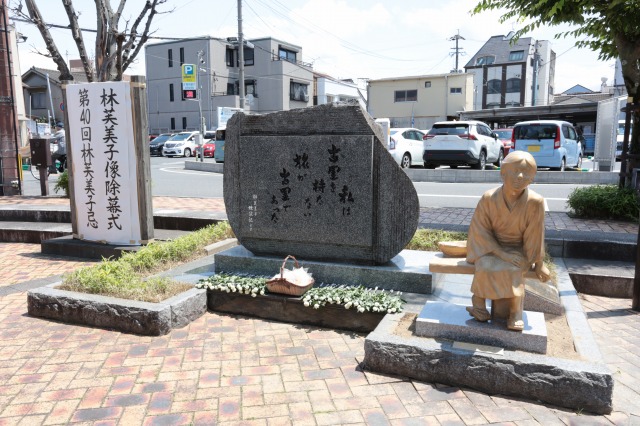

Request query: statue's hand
[
  {"left": 498, "top": 250, "right": 526, "bottom": 268},
  {"left": 534, "top": 263, "right": 550, "bottom": 282}
]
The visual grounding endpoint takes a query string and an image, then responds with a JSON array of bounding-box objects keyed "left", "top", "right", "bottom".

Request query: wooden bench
[
  {"left": 428, "top": 255, "right": 543, "bottom": 280},
  {"left": 428, "top": 245, "right": 561, "bottom": 316}
]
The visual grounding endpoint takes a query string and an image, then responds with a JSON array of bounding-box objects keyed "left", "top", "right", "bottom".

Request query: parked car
[
  {"left": 163, "top": 131, "right": 199, "bottom": 157},
  {"left": 214, "top": 127, "right": 226, "bottom": 163},
  {"left": 202, "top": 141, "right": 215, "bottom": 157},
  {"left": 512, "top": 120, "right": 582, "bottom": 171},
  {"left": 149, "top": 133, "right": 174, "bottom": 156},
  {"left": 148, "top": 134, "right": 158, "bottom": 141},
  {"left": 388, "top": 128, "right": 426, "bottom": 168},
  {"left": 493, "top": 128, "right": 513, "bottom": 159},
  {"left": 423, "top": 120, "right": 502, "bottom": 169}
]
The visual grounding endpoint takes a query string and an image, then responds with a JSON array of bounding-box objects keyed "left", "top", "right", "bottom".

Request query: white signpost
[{"left": 66, "top": 81, "right": 143, "bottom": 245}]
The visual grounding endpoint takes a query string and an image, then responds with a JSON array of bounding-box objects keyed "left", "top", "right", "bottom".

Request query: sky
[{"left": 11, "top": 0, "right": 617, "bottom": 94}]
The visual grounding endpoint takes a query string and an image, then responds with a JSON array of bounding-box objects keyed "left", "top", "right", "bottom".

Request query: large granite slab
[
  {"left": 415, "top": 301, "right": 547, "bottom": 354},
  {"left": 214, "top": 245, "right": 436, "bottom": 294},
  {"left": 223, "top": 102, "right": 419, "bottom": 265}
]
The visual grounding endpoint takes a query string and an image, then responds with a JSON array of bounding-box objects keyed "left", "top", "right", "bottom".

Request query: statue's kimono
[{"left": 466, "top": 186, "right": 545, "bottom": 300}]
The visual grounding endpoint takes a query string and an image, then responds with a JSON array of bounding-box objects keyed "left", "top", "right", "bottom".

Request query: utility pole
[
  {"left": 449, "top": 30, "right": 465, "bottom": 73},
  {"left": 0, "top": 0, "right": 21, "bottom": 195},
  {"left": 237, "top": 0, "right": 245, "bottom": 109},
  {"left": 531, "top": 43, "right": 541, "bottom": 106}
]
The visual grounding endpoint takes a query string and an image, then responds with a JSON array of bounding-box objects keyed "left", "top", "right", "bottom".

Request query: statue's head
[{"left": 500, "top": 151, "right": 537, "bottom": 188}]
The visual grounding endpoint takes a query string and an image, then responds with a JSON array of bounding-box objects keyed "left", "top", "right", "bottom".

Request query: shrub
[
  {"left": 53, "top": 170, "right": 69, "bottom": 197},
  {"left": 406, "top": 228, "right": 467, "bottom": 251},
  {"left": 567, "top": 184, "right": 639, "bottom": 222}
]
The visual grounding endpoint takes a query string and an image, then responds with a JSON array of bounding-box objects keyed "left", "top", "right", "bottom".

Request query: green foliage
[
  {"left": 567, "top": 185, "right": 639, "bottom": 221},
  {"left": 196, "top": 274, "right": 406, "bottom": 314},
  {"left": 406, "top": 229, "right": 468, "bottom": 251},
  {"left": 59, "top": 222, "right": 234, "bottom": 302},
  {"left": 53, "top": 170, "right": 69, "bottom": 197}
]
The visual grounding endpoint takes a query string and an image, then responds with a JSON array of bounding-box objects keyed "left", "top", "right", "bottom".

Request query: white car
[
  {"left": 162, "top": 131, "right": 199, "bottom": 157},
  {"left": 423, "top": 120, "right": 502, "bottom": 170},
  {"left": 388, "top": 128, "right": 426, "bottom": 168}
]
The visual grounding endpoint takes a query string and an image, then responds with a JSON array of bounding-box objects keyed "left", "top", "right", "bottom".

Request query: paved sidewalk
[{"left": 0, "top": 196, "right": 638, "bottom": 424}]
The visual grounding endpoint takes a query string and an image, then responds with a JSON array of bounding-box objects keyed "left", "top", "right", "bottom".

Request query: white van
[{"left": 512, "top": 120, "right": 582, "bottom": 171}]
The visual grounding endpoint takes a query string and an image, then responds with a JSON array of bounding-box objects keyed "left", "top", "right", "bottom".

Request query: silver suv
[{"left": 423, "top": 120, "right": 503, "bottom": 170}]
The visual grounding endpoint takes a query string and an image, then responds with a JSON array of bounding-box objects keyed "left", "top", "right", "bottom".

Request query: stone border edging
[{"left": 27, "top": 284, "right": 206, "bottom": 336}]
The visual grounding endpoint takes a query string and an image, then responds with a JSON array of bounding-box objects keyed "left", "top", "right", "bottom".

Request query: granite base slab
[
  {"left": 415, "top": 301, "right": 547, "bottom": 354},
  {"left": 214, "top": 245, "right": 435, "bottom": 294},
  {"left": 27, "top": 283, "right": 206, "bottom": 336}
]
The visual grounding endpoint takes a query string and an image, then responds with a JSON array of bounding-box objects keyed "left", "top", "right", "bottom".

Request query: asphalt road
[{"left": 20, "top": 155, "right": 621, "bottom": 212}]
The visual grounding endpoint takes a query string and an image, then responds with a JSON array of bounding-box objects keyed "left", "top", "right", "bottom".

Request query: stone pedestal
[{"left": 415, "top": 301, "right": 547, "bottom": 354}]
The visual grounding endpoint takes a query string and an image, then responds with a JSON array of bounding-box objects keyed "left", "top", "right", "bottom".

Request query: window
[
  {"left": 487, "top": 79, "right": 501, "bottom": 94},
  {"left": 509, "top": 50, "right": 524, "bottom": 61},
  {"left": 169, "top": 84, "right": 174, "bottom": 102},
  {"left": 424, "top": 81, "right": 431, "bottom": 88},
  {"left": 244, "top": 47, "right": 254, "bottom": 66},
  {"left": 30, "top": 92, "right": 46, "bottom": 109},
  {"left": 279, "top": 47, "right": 297, "bottom": 63},
  {"left": 182, "top": 117, "right": 187, "bottom": 130},
  {"left": 227, "top": 82, "right": 236, "bottom": 95},
  {"left": 170, "top": 117, "right": 175, "bottom": 130},
  {"left": 179, "top": 47, "right": 185, "bottom": 66},
  {"left": 226, "top": 48, "right": 235, "bottom": 67},
  {"left": 506, "top": 78, "right": 521, "bottom": 93},
  {"left": 245, "top": 80, "right": 257, "bottom": 97},
  {"left": 394, "top": 90, "right": 417, "bottom": 102},
  {"left": 475, "top": 56, "right": 495, "bottom": 66},
  {"left": 450, "top": 87, "right": 462, "bottom": 94},
  {"left": 168, "top": 49, "right": 173, "bottom": 67},
  {"left": 290, "top": 81, "right": 309, "bottom": 101}
]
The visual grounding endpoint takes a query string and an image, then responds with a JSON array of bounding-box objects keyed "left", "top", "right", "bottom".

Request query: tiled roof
[{"left": 26, "top": 66, "right": 91, "bottom": 84}]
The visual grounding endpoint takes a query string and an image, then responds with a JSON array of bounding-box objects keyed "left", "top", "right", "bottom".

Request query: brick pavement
[{"left": 0, "top": 195, "right": 639, "bottom": 424}]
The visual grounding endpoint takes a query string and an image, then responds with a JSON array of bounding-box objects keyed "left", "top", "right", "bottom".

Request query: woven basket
[{"left": 266, "top": 255, "right": 314, "bottom": 297}]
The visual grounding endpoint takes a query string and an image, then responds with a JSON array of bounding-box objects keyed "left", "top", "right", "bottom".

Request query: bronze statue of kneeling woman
[{"left": 465, "top": 151, "right": 550, "bottom": 331}]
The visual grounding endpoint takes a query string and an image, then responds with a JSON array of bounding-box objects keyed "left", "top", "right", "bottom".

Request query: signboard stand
[{"left": 61, "top": 76, "right": 154, "bottom": 246}]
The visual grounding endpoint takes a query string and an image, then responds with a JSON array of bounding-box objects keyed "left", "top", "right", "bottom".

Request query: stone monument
[{"left": 222, "top": 102, "right": 420, "bottom": 265}]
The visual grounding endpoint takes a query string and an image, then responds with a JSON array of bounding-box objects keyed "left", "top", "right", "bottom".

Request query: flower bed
[{"left": 197, "top": 274, "right": 405, "bottom": 333}]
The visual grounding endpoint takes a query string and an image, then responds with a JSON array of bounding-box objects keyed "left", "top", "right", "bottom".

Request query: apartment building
[
  {"left": 145, "top": 36, "right": 314, "bottom": 134},
  {"left": 464, "top": 33, "right": 555, "bottom": 110},
  {"left": 367, "top": 73, "right": 474, "bottom": 130}
]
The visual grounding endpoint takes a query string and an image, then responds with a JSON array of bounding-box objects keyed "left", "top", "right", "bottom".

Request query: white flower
[
  {"left": 344, "top": 302, "right": 352, "bottom": 309},
  {"left": 314, "top": 304, "right": 320, "bottom": 309}
]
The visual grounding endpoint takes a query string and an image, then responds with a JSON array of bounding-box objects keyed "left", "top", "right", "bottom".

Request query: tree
[
  {"left": 473, "top": 0, "right": 640, "bottom": 179},
  {"left": 11, "top": 0, "right": 169, "bottom": 82}
]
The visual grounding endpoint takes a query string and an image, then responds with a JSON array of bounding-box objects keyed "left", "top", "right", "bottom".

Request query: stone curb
[
  {"left": 184, "top": 160, "right": 619, "bottom": 185},
  {"left": 27, "top": 283, "right": 206, "bottom": 336}
]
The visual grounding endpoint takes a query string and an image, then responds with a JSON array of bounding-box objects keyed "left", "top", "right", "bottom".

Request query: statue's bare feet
[
  {"left": 466, "top": 306, "right": 490, "bottom": 322},
  {"left": 507, "top": 317, "right": 524, "bottom": 331}
]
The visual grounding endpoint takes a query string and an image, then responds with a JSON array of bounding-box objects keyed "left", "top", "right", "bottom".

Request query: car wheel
[
  {"left": 183, "top": 148, "right": 191, "bottom": 158},
  {"left": 401, "top": 153, "right": 411, "bottom": 169},
  {"left": 553, "top": 157, "right": 566, "bottom": 172},
  {"left": 494, "top": 149, "right": 504, "bottom": 168},
  {"left": 425, "top": 163, "right": 436, "bottom": 169},
  {"left": 473, "top": 150, "right": 486, "bottom": 170}
]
